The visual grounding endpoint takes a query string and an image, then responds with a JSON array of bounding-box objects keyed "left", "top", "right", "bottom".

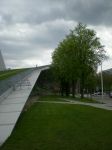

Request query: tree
[
  {"left": 73, "top": 23, "right": 106, "bottom": 98},
  {"left": 52, "top": 23, "right": 106, "bottom": 98},
  {"left": 52, "top": 34, "right": 79, "bottom": 97},
  {"left": 85, "top": 73, "right": 97, "bottom": 97}
]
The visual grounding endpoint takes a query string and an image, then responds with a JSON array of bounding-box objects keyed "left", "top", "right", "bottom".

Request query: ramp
[{"left": 0, "top": 66, "right": 48, "bottom": 145}]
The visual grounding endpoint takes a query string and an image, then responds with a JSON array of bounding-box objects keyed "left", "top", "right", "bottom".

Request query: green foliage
[
  {"left": 85, "top": 73, "right": 97, "bottom": 93},
  {"left": 52, "top": 23, "right": 106, "bottom": 97}
]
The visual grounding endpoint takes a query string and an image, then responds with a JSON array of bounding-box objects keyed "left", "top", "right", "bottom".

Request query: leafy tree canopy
[{"left": 52, "top": 23, "right": 107, "bottom": 98}]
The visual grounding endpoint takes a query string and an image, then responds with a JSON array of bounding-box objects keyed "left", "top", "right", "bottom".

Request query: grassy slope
[
  {"left": 0, "top": 69, "right": 27, "bottom": 81},
  {"left": 1, "top": 97, "right": 112, "bottom": 150}
]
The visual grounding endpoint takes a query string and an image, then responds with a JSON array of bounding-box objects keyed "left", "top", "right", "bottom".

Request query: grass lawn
[
  {"left": 37, "top": 95, "right": 99, "bottom": 103},
  {"left": 38, "top": 95, "right": 67, "bottom": 102},
  {"left": 0, "top": 68, "right": 28, "bottom": 81},
  {"left": 1, "top": 96, "right": 112, "bottom": 150}
]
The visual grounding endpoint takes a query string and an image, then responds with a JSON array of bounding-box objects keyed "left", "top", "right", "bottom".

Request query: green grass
[
  {"left": 39, "top": 95, "right": 100, "bottom": 103},
  {"left": 0, "top": 68, "right": 28, "bottom": 80},
  {"left": 1, "top": 96, "right": 112, "bottom": 150},
  {"left": 38, "top": 95, "right": 66, "bottom": 102}
]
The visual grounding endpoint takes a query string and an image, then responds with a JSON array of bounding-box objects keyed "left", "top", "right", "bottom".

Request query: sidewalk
[
  {"left": 93, "top": 95, "right": 112, "bottom": 105},
  {"left": 63, "top": 98, "right": 112, "bottom": 110}
]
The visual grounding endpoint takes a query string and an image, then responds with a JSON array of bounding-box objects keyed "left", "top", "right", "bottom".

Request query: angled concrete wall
[{"left": 0, "top": 66, "right": 49, "bottom": 145}]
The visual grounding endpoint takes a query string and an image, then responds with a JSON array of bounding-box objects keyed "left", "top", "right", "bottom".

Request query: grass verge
[{"left": 38, "top": 95, "right": 66, "bottom": 102}]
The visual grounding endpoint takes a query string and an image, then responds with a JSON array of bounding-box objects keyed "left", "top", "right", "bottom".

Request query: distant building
[{"left": 0, "top": 50, "right": 6, "bottom": 71}]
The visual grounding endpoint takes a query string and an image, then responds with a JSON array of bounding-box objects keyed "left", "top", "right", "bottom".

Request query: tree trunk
[
  {"left": 72, "top": 80, "right": 76, "bottom": 98},
  {"left": 60, "top": 79, "right": 64, "bottom": 96},
  {"left": 80, "top": 87, "right": 84, "bottom": 99},
  {"left": 65, "top": 81, "right": 70, "bottom": 97},
  {"left": 80, "top": 73, "right": 84, "bottom": 99}
]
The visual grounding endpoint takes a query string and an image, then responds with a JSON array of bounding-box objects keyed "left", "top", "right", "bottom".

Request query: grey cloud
[
  {"left": 62, "top": 0, "right": 112, "bottom": 26},
  {"left": 0, "top": 0, "right": 112, "bottom": 68},
  {"left": 0, "top": 0, "right": 65, "bottom": 25},
  {"left": 1, "top": 0, "right": 112, "bottom": 26}
]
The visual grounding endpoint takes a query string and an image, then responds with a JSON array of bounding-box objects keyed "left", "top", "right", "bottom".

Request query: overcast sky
[{"left": 0, "top": 0, "right": 112, "bottom": 70}]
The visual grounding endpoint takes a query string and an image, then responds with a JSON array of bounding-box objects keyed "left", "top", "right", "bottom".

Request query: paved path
[
  {"left": 0, "top": 67, "right": 48, "bottom": 145},
  {"left": 93, "top": 95, "right": 112, "bottom": 105},
  {"left": 36, "top": 99, "right": 112, "bottom": 111}
]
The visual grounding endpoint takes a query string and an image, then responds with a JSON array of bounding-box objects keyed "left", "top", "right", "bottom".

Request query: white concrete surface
[{"left": 0, "top": 68, "right": 44, "bottom": 145}]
